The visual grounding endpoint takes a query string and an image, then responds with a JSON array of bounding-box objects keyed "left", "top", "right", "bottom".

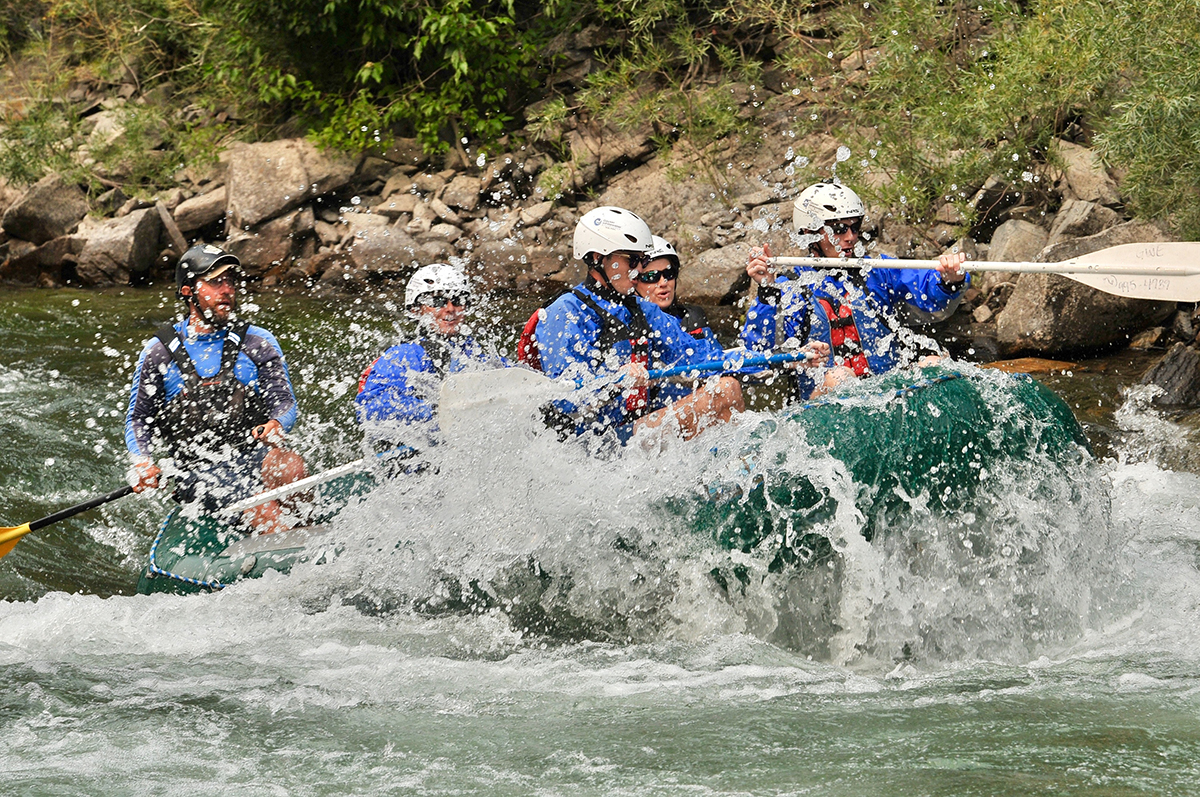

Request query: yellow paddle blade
[{"left": 0, "top": 523, "right": 33, "bottom": 560}]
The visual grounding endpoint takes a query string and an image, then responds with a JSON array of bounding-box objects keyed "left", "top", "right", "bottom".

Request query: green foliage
[
  {"left": 1, "top": 0, "right": 1197, "bottom": 236},
  {"left": 0, "top": 102, "right": 83, "bottom": 186}
]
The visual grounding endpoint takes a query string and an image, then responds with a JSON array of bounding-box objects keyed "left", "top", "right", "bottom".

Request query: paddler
[
  {"left": 741, "top": 180, "right": 969, "bottom": 401},
  {"left": 633, "top": 235, "right": 726, "bottom": 352},
  {"left": 532, "top": 206, "right": 744, "bottom": 444},
  {"left": 125, "top": 244, "right": 308, "bottom": 531},
  {"left": 355, "top": 263, "right": 504, "bottom": 447}
]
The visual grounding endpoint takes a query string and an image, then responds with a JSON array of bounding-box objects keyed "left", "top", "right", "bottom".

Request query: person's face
[
  {"left": 416, "top": 292, "right": 469, "bottom": 336},
  {"left": 633, "top": 257, "right": 677, "bottom": 310},
  {"left": 600, "top": 251, "right": 648, "bottom": 295},
  {"left": 185, "top": 271, "right": 238, "bottom": 326},
  {"left": 816, "top": 217, "right": 863, "bottom": 258}
]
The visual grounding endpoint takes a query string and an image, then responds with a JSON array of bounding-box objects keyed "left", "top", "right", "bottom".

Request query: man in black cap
[{"left": 123, "top": 243, "right": 307, "bottom": 531}]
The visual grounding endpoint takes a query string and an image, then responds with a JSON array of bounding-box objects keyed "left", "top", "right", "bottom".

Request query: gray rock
[
  {"left": 441, "top": 175, "right": 481, "bottom": 212},
  {"left": 0, "top": 236, "right": 86, "bottom": 284},
  {"left": 173, "top": 188, "right": 228, "bottom": 232},
  {"left": 372, "top": 192, "right": 419, "bottom": 218},
  {"left": 224, "top": 207, "right": 315, "bottom": 278},
  {"left": 2, "top": 174, "right": 89, "bottom": 245},
  {"left": 412, "top": 172, "right": 447, "bottom": 195},
  {"left": 684, "top": 242, "right": 755, "bottom": 305},
  {"left": 417, "top": 223, "right": 464, "bottom": 244},
  {"left": 1140, "top": 343, "right": 1200, "bottom": 406},
  {"left": 1039, "top": 220, "right": 1169, "bottom": 263},
  {"left": 519, "top": 201, "right": 554, "bottom": 227},
  {"left": 988, "top": 219, "right": 1048, "bottom": 263},
  {"left": 225, "top": 139, "right": 357, "bottom": 231},
  {"left": 343, "top": 224, "right": 421, "bottom": 276},
  {"left": 75, "top": 208, "right": 161, "bottom": 286},
  {"left": 471, "top": 239, "right": 527, "bottom": 289},
  {"left": 1046, "top": 199, "right": 1122, "bottom": 245},
  {"left": 1052, "top": 139, "right": 1121, "bottom": 206}
]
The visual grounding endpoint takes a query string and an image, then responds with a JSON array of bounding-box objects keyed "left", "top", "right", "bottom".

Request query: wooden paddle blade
[{"left": 0, "top": 523, "right": 33, "bottom": 559}]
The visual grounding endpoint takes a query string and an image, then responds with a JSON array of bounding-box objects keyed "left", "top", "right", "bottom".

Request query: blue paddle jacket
[
  {"left": 355, "top": 335, "right": 501, "bottom": 428},
  {"left": 740, "top": 258, "right": 967, "bottom": 399},
  {"left": 125, "top": 318, "right": 297, "bottom": 460},
  {"left": 538, "top": 282, "right": 725, "bottom": 431}
]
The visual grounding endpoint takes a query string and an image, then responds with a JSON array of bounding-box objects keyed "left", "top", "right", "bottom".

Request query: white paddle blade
[
  {"left": 439, "top": 368, "right": 566, "bottom": 442},
  {"left": 1055, "top": 242, "right": 1200, "bottom": 302}
]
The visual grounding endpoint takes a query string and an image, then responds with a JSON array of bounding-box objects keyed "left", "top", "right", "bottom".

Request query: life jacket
[
  {"left": 816, "top": 296, "right": 871, "bottom": 376},
  {"left": 154, "top": 321, "right": 271, "bottom": 464},
  {"left": 518, "top": 287, "right": 655, "bottom": 417},
  {"left": 666, "top": 303, "right": 710, "bottom": 340}
]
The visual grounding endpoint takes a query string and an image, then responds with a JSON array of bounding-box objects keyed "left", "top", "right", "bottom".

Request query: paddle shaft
[
  {"left": 220, "top": 446, "right": 415, "bottom": 516},
  {"left": 0, "top": 485, "right": 135, "bottom": 555},
  {"left": 770, "top": 256, "right": 1200, "bottom": 277},
  {"left": 769, "top": 242, "right": 1200, "bottom": 302},
  {"left": 573, "top": 351, "right": 812, "bottom": 389}
]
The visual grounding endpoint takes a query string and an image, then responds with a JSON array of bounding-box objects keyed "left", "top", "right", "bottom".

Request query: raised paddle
[
  {"left": 220, "top": 446, "right": 417, "bottom": 516},
  {"left": 770, "top": 241, "right": 1200, "bottom": 302},
  {"left": 0, "top": 485, "right": 135, "bottom": 560}
]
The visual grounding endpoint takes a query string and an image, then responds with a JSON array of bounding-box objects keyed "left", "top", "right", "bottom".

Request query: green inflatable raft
[
  {"left": 136, "top": 470, "right": 376, "bottom": 595},
  {"left": 675, "top": 367, "right": 1092, "bottom": 568}
]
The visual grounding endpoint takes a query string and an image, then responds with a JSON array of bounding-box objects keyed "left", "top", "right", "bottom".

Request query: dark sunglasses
[
  {"left": 420, "top": 292, "right": 471, "bottom": 308},
  {"left": 827, "top": 218, "right": 863, "bottom": 236},
  {"left": 611, "top": 251, "right": 651, "bottom": 270},
  {"left": 636, "top": 265, "right": 679, "bottom": 284}
]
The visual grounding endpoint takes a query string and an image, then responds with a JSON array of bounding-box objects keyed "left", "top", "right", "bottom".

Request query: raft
[
  {"left": 674, "top": 367, "right": 1092, "bottom": 568},
  {"left": 136, "top": 470, "right": 376, "bottom": 595}
]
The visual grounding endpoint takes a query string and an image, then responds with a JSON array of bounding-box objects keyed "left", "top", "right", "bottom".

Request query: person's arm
[
  {"left": 124, "top": 340, "right": 168, "bottom": 491},
  {"left": 243, "top": 327, "right": 298, "bottom": 431},
  {"left": 871, "top": 253, "right": 970, "bottom": 314}
]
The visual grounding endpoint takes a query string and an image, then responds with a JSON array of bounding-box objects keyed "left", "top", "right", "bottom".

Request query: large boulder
[
  {"left": 342, "top": 222, "right": 421, "bottom": 277},
  {"left": 2, "top": 174, "right": 89, "bottom": 245},
  {"left": 0, "top": 236, "right": 85, "bottom": 285},
  {"left": 224, "top": 207, "right": 316, "bottom": 278},
  {"left": 74, "top": 208, "right": 161, "bottom": 286},
  {"left": 173, "top": 187, "right": 228, "bottom": 232},
  {"left": 994, "top": 222, "right": 1176, "bottom": 356},
  {"left": 224, "top": 139, "right": 358, "bottom": 231}
]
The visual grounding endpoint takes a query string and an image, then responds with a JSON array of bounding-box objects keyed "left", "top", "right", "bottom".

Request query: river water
[{"left": 4, "top": 286, "right": 1200, "bottom": 794}]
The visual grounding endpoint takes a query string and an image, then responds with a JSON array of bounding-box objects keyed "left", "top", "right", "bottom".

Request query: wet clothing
[
  {"left": 124, "top": 317, "right": 298, "bottom": 510},
  {"left": 355, "top": 334, "right": 501, "bottom": 437},
  {"left": 537, "top": 280, "right": 724, "bottom": 437},
  {"left": 740, "top": 258, "right": 967, "bottom": 401}
]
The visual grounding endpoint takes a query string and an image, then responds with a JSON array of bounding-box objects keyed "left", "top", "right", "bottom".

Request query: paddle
[
  {"left": 770, "top": 241, "right": 1200, "bottom": 302},
  {"left": 220, "top": 446, "right": 416, "bottom": 516},
  {"left": 0, "top": 485, "right": 135, "bottom": 560}
]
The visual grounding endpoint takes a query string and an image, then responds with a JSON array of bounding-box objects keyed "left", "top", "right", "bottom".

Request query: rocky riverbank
[{"left": 1, "top": 63, "right": 1196, "bottom": 370}]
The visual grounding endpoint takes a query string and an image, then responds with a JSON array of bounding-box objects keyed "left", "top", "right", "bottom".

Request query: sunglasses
[
  {"left": 420, "top": 292, "right": 470, "bottom": 309},
  {"left": 610, "top": 251, "right": 651, "bottom": 270},
  {"left": 827, "top": 218, "right": 863, "bottom": 236},
  {"left": 636, "top": 265, "right": 679, "bottom": 284}
]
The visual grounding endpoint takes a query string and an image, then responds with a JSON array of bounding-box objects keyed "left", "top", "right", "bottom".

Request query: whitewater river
[{"left": 4, "top": 286, "right": 1200, "bottom": 794}]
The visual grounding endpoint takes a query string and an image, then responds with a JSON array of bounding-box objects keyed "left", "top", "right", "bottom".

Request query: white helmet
[
  {"left": 573, "top": 206, "right": 654, "bottom": 261},
  {"left": 646, "top": 235, "right": 680, "bottom": 268},
  {"left": 404, "top": 263, "right": 470, "bottom": 315},
  {"left": 792, "top": 182, "right": 866, "bottom": 232}
]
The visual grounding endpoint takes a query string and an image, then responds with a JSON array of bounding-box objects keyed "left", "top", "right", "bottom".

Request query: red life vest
[{"left": 817, "top": 296, "right": 871, "bottom": 376}]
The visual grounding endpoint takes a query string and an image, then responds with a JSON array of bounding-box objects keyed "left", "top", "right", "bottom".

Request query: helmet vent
[{"left": 624, "top": 234, "right": 639, "bottom": 243}]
